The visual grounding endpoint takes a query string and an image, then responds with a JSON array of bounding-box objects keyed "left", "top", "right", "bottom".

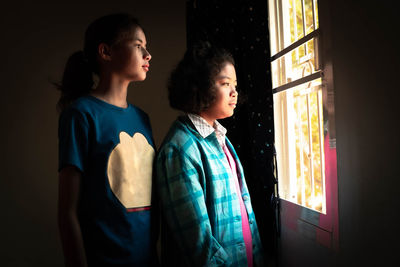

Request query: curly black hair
[{"left": 168, "top": 41, "right": 235, "bottom": 114}]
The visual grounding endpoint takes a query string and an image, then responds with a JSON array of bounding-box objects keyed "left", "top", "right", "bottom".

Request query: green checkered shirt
[{"left": 156, "top": 116, "right": 265, "bottom": 266}]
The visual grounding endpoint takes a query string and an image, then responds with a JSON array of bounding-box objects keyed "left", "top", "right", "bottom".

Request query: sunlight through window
[{"left": 269, "top": 0, "right": 325, "bottom": 213}]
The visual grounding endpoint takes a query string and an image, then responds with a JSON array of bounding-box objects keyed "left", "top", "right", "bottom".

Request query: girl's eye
[{"left": 222, "top": 82, "right": 230, "bottom": 86}]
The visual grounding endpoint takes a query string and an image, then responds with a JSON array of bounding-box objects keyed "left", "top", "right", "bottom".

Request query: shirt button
[{"left": 243, "top": 196, "right": 249, "bottom": 201}]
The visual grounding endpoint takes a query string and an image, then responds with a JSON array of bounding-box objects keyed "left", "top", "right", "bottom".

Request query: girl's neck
[
  {"left": 91, "top": 77, "right": 130, "bottom": 108},
  {"left": 198, "top": 112, "right": 216, "bottom": 127}
]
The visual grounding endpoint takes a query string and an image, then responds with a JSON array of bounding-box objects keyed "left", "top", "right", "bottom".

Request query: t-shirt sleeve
[{"left": 58, "top": 108, "right": 89, "bottom": 173}]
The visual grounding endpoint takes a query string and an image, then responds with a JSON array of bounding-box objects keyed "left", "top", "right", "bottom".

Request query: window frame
[{"left": 269, "top": 0, "right": 339, "bottom": 249}]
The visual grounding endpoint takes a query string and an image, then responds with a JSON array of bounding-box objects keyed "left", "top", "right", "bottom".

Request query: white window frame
[
  {"left": 270, "top": 0, "right": 325, "bottom": 213},
  {"left": 269, "top": 0, "right": 339, "bottom": 249}
]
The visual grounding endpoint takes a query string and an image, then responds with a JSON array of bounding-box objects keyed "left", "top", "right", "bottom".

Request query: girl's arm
[{"left": 58, "top": 166, "right": 87, "bottom": 267}]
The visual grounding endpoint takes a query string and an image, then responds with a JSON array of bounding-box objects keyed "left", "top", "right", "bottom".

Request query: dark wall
[
  {"left": 331, "top": 1, "right": 399, "bottom": 265},
  {"left": 0, "top": 1, "right": 184, "bottom": 266}
]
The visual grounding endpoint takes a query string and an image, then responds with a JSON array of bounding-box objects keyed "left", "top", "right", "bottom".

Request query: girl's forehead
[
  {"left": 132, "top": 27, "right": 145, "bottom": 37},
  {"left": 216, "top": 63, "right": 236, "bottom": 78},
  {"left": 119, "top": 27, "right": 146, "bottom": 42}
]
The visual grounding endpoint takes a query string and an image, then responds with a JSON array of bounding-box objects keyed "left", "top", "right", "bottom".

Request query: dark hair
[
  {"left": 55, "top": 13, "right": 142, "bottom": 112},
  {"left": 168, "top": 41, "right": 235, "bottom": 114}
]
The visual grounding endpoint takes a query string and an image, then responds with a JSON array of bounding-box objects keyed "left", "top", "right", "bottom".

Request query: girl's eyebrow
[
  {"left": 135, "top": 38, "right": 148, "bottom": 47},
  {"left": 216, "top": 75, "right": 237, "bottom": 82}
]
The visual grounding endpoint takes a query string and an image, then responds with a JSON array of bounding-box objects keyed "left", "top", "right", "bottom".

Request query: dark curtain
[{"left": 186, "top": 0, "right": 279, "bottom": 265}]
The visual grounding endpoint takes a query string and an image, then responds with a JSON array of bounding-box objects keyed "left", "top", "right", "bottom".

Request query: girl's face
[
  {"left": 109, "top": 27, "right": 151, "bottom": 82},
  {"left": 200, "top": 63, "right": 238, "bottom": 125}
]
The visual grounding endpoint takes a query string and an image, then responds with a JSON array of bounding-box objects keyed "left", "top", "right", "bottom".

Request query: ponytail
[
  {"left": 55, "top": 51, "right": 94, "bottom": 112},
  {"left": 56, "top": 13, "right": 142, "bottom": 112}
]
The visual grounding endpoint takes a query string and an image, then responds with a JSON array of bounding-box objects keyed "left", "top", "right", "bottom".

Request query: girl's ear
[{"left": 98, "top": 43, "right": 112, "bottom": 61}]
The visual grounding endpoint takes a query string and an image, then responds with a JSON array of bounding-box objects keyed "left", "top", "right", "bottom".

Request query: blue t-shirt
[{"left": 58, "top": 95, "right": 158, "bottom": 266}]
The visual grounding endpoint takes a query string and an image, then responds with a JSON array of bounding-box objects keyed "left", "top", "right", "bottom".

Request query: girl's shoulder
[
  {"left": 67, "top": 96, "right": 143, "bottom": 116},
  {"left": 58, "top": 95, "right": 101, "bottom": 125},
  {"left": 158, "top": 117, "right": 204, "bottom": 156},
  {"left": 163, "top": 117, "right": 198, "bottom": 143},
  {"left": 66, "top": 95, "right": 96, "bottom": 112}
]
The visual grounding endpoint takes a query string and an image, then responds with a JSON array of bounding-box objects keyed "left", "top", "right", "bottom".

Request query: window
[{"left": 269, "top": 0, "right": 326, "bottom": 213}]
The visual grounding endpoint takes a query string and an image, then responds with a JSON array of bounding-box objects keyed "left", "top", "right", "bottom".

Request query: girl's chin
[
  {"left": 131, "top": 75, "right": 146, "bottom": 82},
  {"left": 219, "top": 113, "right": 234, "bottom": 120}
]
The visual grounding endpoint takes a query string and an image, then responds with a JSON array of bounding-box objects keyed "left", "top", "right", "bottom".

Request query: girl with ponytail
[{"left": 57, "top": 13, "right": 158, "bottom": 267}]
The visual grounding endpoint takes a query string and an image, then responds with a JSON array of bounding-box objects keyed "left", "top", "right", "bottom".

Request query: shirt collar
[{"left": 187, "top": 114, "right": 227, "bottom": 146}]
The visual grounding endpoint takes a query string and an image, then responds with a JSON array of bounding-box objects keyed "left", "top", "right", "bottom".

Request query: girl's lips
[{"left": 142, "top": 65, "right": 150, "bottom": 71}]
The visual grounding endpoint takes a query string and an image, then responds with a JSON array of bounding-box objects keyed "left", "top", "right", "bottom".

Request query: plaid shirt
[{"left": 156, "top": 116, "right": 265, "bottom": 267}]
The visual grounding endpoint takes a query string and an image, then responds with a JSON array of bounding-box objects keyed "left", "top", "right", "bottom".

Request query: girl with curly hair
[{"left": 156, "top": 42, "right": 265, "bottom": 267}]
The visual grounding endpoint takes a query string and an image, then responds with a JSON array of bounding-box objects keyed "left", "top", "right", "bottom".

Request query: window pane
[
  {"left": 268, "top": 0, "right": 278, "bottom": 56},
  {"left": 271, "top": 37, "right": 319, "bottom": 89},
  {"left": 314, "top": 0, "right": 319, "bottom": 29},
  {"left": 268, "top": 0, "right": 319, "bottom": 55},
  {"left": 304, "top": 0, "right": 314, "bottom": 34},
  {"left": 294, "top": 91, "right": 310, "bottom": 205},
  {"left": 274, "top": 78, "right": 326, "bottom": 213},
  {"left": 309, "top": 90, "right": 324, "bottom": 212},
  {"left": 289, "top": 0, "right": 304, "bottom": 43}
]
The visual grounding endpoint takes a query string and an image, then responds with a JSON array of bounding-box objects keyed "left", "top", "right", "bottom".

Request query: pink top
[{"left": 223, "top": 145, "right": 253, "bottom": 267}]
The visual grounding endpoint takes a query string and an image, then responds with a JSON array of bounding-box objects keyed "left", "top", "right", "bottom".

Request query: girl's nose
[
  {"left": 230, "top": 87, "right": 238, "bottom": 97},
  {"left": 143, "top": 48, "right": 151, "bottom": 61}
]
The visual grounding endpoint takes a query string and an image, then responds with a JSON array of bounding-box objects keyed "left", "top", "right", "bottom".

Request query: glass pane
[
  {"left": 289, "top": 0, "right": 304, "bottom": 43},
  {"left": 294, "top": 93, "right": 310, "bottom": 205},
  {"left": 271, "top": 57, "right": 284, "bottom": 89},
  {"left": 268, "top": 0, "right": 278, "bottom": 56},
  {"left": 314, "top": 0, "right": 319, "bottom": 29},
  {"left": 268, "top": 0, "right": 319, "bottom": 55},
  {"left": 309, "top": 90, "right": 324, "bottom": 212},
  {"left": 271, "top": 37, "right": 319, "bottom": 89},
  {"left": 274, "top": 78, "right": 326, "bottom": 213},
  {"left": 304, "top": 0, "right": 315, "bottom": 34}
]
